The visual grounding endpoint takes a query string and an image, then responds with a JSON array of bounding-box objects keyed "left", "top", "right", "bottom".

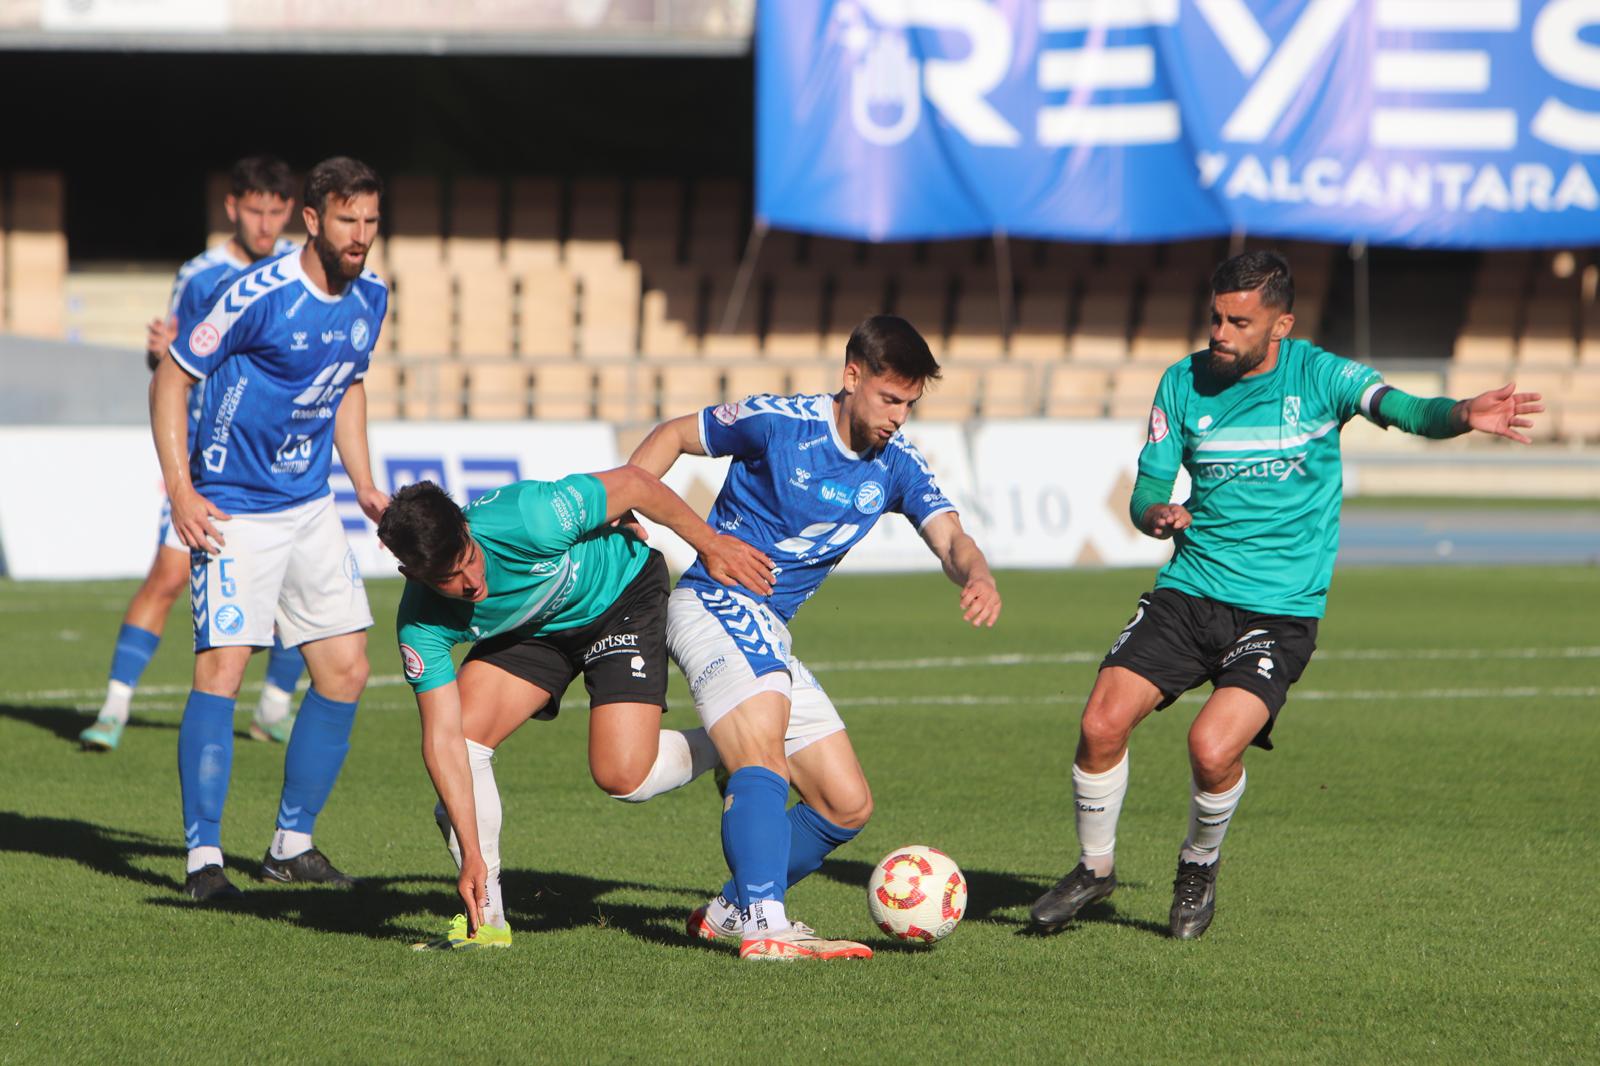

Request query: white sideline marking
[{"left": 832, "top": 686, "right": 1600, "bottom": 709}]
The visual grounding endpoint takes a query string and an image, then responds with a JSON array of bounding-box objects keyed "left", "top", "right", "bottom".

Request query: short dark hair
[
  {"left": 1212, "top": 251, "right": 1295, "bottom": 312},
  {"left": 303, "top": 156, "right": 383, "bottom": 216},
  {"left": 844, "top": 314, "right": 942, "bottom": 382},
  {"left": 230, "top": 155, "right": 295, "bottom": 201},
  {"left": 377, "top": 482, "right": 469, "bottom": 582}
]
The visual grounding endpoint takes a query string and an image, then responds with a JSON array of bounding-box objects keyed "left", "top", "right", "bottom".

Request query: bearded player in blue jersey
[
  {"left": 1029, "top": 252, "right": 1544, "bottom": 941},
  {"left": 151, "top": 157, "right": 390, "bottom": 901},
  {"left": 629, "top": 314, "right": 1003, "bottom": 961},
  {"left": 81, "top": 156, "right": 309, "bottom": 753}
]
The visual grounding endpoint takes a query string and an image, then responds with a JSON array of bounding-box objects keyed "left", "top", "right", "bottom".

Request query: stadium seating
[{"left": 5, "top": 172, "right": 67, "bottom": 338}]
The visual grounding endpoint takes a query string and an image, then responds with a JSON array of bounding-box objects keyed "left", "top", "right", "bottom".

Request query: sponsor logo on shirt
[
  {"left": 351, "top": 318, "right": 371, "bottom": 352},
  {"left": 321, "top": 329, "right": 347, "bottom": 344},
  {"left": 797, "top": 435, "right": 828, "bottom": 451},
  {"left": 1149, "top": 405, "right": 1169, "bottom": 443},
  {"left": 854, "top": 481, "right": 885, "bottom": 515},
  {"left": 400, "top": 643, "right": 424, "bottom": 680},
  {"left": 1197, "top": 415, "right": 1213, "bottom": 431},
  {"left": 1196, "top": 455, "right": 1308, "bottom": 483},
  {"left": 291, "top": 331, "right": 309, "bottom": 351},
  {"left": 788, "top": 467, "right": 813, "bottom": 490},
  {"left": 713, "top": 402, "right": 740, "bottom": 426},
  {"left": 271, "top": 433, "right": 313, "bottom": 474},
  {"left": 817, "top": 480, "right": 853, "bottom": 508},
  {"left": 530, "top": 559, "right": 562, "bottom": 575}
]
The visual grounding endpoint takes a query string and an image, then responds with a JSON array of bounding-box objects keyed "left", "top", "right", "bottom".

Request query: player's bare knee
[
  {"left": 827, "top": 790, "right": 873, "bottom": 830},
  {"left": 1187, "top": 731, "right": 1242, "bottom": 787},
  {"left": 1079, "top": 702, "right": 1133, "bottom": 763},
  {"left": 592, "top": 756, "right": 652, "bottom": 797}
]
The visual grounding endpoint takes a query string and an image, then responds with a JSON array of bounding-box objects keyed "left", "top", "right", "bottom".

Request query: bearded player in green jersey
[
  {"left": 378, "top": 466, "right": 773, "bottom": 949},
  {"left": 1030, "top": 251, "right": 1544, "bottom": 941}
]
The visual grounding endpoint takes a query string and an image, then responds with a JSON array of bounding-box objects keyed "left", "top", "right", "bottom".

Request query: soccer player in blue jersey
[
  {"left": 1029, "top": 252, "right": 1544, "bottom": 940},
  {"left": 81, "top": 156, "right": 309, "bottom": 752},
  {"left": 629, "top": 314, "right": 1003, "bottom": 960},
  {"left": 150, "top": 156, "right": 391, "bottom": 901}
]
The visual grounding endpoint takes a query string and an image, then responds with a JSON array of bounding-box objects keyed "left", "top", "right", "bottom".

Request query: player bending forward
[
  {"left": 82, "top": 156, "right": 307, "bottom": 752},
  {"left": 378, "top": 471, "right": 773, "bottom": 950},
  {"left": 1029, "top": 251, "right": 1543, "bottom": 940},
  {"left": 629, "top": 314, "right": 1002, "bottom": 961}
]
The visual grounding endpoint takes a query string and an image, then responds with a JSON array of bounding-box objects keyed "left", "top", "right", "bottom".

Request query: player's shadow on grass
[
  {"left": 815, "top": 856, "right": 1168, "bottom": 938},
  {"left": 0, "top": 810, "right": 187, "bottom": 891},
  {"left": 0, "top": 704, "right": 179, "bottom": 747}
]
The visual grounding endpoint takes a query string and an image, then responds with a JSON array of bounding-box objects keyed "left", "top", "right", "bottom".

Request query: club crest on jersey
[
  {"left": 214, "top": 604, "right": 245, "bottom": 635},
  {"left": 713, "top": 402, "right": 740, "bottom": 426},
  {"left": 189, "top": 322, "right": 221, "bottom": 357},
  {"left": 854, "top": 481, "right": 885, "bottom": 515},
  {"left": 351, "top": 318, "right": 371, "bottom": 352},
  {"left": 1149, "top": 405, "right": 1169, "bottom": 443},
  {"left": 400, "top": 643, "right": 424, "bottom": 681},
  {"left": 1283, "top": 395, "right": 1302, "bottom": 427}
]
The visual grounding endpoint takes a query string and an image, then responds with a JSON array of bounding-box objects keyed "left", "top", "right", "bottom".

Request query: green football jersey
[
  {"left": 395, "top": 476, "right": 649, "bottom": 694},
  {"left": 1139, "top": 338, "right": 1383, "bottom": 618}
]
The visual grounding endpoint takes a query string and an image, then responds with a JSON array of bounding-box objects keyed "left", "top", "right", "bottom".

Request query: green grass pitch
[{"left": 2, "top": 566, "right": 1596, "bottom": 1064}]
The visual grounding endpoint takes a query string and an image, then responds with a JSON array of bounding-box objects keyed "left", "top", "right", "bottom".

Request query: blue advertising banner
[{"left": 756, "top": 0, "right": 1600, "bottom": 247}]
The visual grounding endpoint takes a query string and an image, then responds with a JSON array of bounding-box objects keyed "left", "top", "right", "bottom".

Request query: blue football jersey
[
  {"left": 678, "top": 393, "right": 956, "bottom": 622},
  {"left": 168, "top": 247, "right": 389, "bottom": 515},
  {"left": 167, "top": 239, "right": 298, "bottom": 451}
]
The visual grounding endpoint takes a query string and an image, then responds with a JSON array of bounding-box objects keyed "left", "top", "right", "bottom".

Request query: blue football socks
[
  {"left": 276, "top": 688, "right": 358, "bottom": 834},
  {"left": 178, "top": 691, "right": 236, "bottom": 851},
  {"left": 108, "top": 624, "right": 161, "bottom": 687},
  {"left": 720, "top": 766, "right": 792, "bottom": 911},
  {"left": 263, "top": 637, "right": 306, "bottom": 693},
  {"left": 719, "top": 802, "right": 859, "bottom": 905}
]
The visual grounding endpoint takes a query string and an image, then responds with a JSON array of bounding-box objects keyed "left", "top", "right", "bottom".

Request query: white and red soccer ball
[{"left": 867, "top": 845, "right": 967, "bottom": 944}]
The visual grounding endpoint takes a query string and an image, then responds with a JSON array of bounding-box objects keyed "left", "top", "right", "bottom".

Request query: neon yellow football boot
[{"left": 412, "top": 913, "right": 513, "bottom": 951}]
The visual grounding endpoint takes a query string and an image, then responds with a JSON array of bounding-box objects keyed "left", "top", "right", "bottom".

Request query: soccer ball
[{"left": 867, "top": 845, "right": 967, "bottom": 944}]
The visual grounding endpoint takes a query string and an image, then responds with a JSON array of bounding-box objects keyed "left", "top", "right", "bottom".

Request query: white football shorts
[
  {"left": 190, "top": 492, "right": 372, "bottom": 651},
  {"left": 666, "top": 586, "right": 844, "bottom": 757}
]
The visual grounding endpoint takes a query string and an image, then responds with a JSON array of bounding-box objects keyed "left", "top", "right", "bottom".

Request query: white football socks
[
  {"left": 465, "top": 739, "right": 507, "bottom": 928},
  {"left": 186, "top": 845, "right": 223, "bottom": 874},
  {"left": 271, "top": 829, "right": 313, "bottom": 860},
  {"left": 743, "top": 898, "right": 790, "bottom": 939},
  {"left": 100, "top": 680, "right": 133, "bottom": 725},
  {"left": 609, "top": 728, "right": 719, "bottom": 803},
  {"left": 1180, "top": 770, "right": 1247, "bottom": 866},
  {"left": 256, "top": 683, "right": 294, "bottom": 727},
  {"left": 705, "top": 893, "right": 742, "bottom": 936},
  {"left": 1073, "top": 751, "right": 1129, "bottom": 878}
]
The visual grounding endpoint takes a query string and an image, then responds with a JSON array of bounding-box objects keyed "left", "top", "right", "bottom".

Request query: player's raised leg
[
  {"left": 82, "top": 543, "right": 190, "bottom": 751},
  {"left": 251, "top": 635, "right": 306, "bottom": 743},
  {"left": 1030, "top": 666, "right": 1163, "bottom": 932}
]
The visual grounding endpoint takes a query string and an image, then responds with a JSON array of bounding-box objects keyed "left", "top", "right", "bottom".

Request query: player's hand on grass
[
  {"left": 355, "top": 485, "right": 390, "bottom": 525},
  {"left": 1143, "top": 503, "right": 1191, "bottom": 540},
  {"left": 1462, "top": 383, "right": 1544, "bottom": 444},
  {"left": 459, "top": 853, "right": 489, "bottom": 937},
  {"left": 960, "top": 575, "right": 1001, "bottom": 628},
  {"left": 701, "top": 534, "right": 776, "bottom": 596},
  {"left": 171, "top": 486, "right": 230, "bottom": 554}
]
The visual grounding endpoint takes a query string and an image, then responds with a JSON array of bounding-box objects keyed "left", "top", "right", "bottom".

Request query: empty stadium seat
[
  {"left": 629, "top": 178, "right": 683, "bottom": 262},
  {"left": 518, "top": 265, "right": 578, "bottom": 358},
  {"left": 386, "top": 175, "right": 445, "bottom": 273},
  {"left": 946, "top": 278, "right": 1007, "bottom": 360},
  {"left": 659, "top": 362, "right": 724, "bottom": 416},
  {"left": 1130, "top": 283, "right": 1199, "bottom": 363},
  {"left": 1453, "top": 297, "right": 1519, "bottom": 364},
  {"left": 456, "top": 268, "right": 515, "bottom": 357},
  {"left": 506, "top": 177, "right": 561, "bottom": 268},
  {"left": 531, "top": 362, "right": 593, "bottom": 420},
  {"left": 1517, "top": 296, "right": 1578, "bottom": 366},
  {"left": 824, "top": 269, "right": 890, "bottom": 355},
  {"left": 724, "top": 361, "right": 791, "bottom": 402},
  {"left": 6, "top": 171, "right": 67, "bottom": 338},
  {"left": 687, "top": 179, "right": 745, "bottom": 267},
  {"left": 764, "top": 271, "right": 826, "bottom": 358},
  {"left": 700, "top": 274, "right": 762, "bottom": 358},
  {"left": 641, "top": 268, "right": 702, "bottom": 357},
  {"left": 446, "top": 177, "right": 503, "bottom": 271},
  {"left": 1070, "top": 282, "right": 1134, "bottom": 361},
  {"left": 466, "top": 360, "right": 531, "bottom": 420},
  {"left": 892, "top": 268, "right": 951, "bottom": 356},
  {"left": 1108, "top": 364, "right": 1164, "bottom": 419},
  {"left": 917, "top": 365, "right": 980, "bottom": 420},
  {"left": 1581, "top": 302, "right": 1600, "bottom": 366},
  {"left": 595, "top": 362, "right": 659, "bottom": 423},
  {"left": 1559, "top": 369, "right": 1600, "bottom": 442},
  {"left": 1044, "top": 365, "right": 1111, "bottom": 418},
  {"left": 402, "top": 360, "right": 466, "bottom": 420},
  {"left": 1011, "top": 281, "right": 1070, "bottom": 359},
  {"left": 391, "top": 268, "right": 453, "bottom": 356},
  {"left": 577, "top": 260, "right": 641, "bottom": 357},
  {"left": 361, "top": 361, "right": 402, "bottom": 421},
  {"left": 979, "top": 363, "right": 1038, "bottom": 418},
  {"left": 789, "top": 361, "right": 840, "bottom": 396},
  {"left": 566, "top": 178, "right": 625, "bottom": 272}
]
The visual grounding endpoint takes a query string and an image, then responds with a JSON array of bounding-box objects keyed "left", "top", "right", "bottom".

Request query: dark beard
[
  {"left": 313, "top": 232, "right": 363, "bottom": 288},
  {"left": 1204, "top": 344, "right": 1267, "bottom": 383}
]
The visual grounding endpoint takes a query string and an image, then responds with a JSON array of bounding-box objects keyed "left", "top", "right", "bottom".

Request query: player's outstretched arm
[
  {"left": 1369, "top": 382, "right": 1544, "bottom": 444},
  {"left": 1457, "top": 382, "right": 1546, "bottom": 444},
  {"left": 627, "top": 413, "right": 706, "bottom": 477},
  {"left": 593, "top": 465, "right": 775, "bottom": 595},
  {"left": 150, "top": 354, "right": 230, "bottom": 553},
  {"left": 919, "top": 512, "right": 1001, "bottom": 627},
  {"left": 416, "top": 682, "right": 489, "bottom": 935},
  {"left": 333, "top": 380, "right": 390, "bottom": 523}
]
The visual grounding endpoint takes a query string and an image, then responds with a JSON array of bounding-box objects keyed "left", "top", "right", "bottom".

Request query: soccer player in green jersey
[
  {"left": 378, "top": 466, "right": 773, "bottom": 949},
  {"left": 1030, "top": 251, "right": 1544, "bottom": 940}
]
